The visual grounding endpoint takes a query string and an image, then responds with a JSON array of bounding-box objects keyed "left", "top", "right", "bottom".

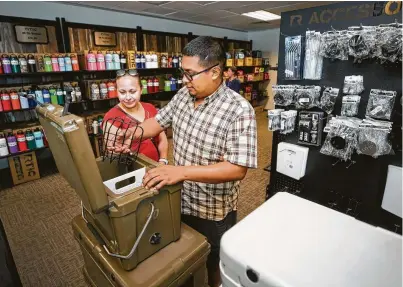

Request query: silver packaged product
[
  {"left": 365, "top": 89, "right": 397, "bottom": 120},
  {"left": 320, "top": 117, "right": 361, "bottom": 161},
  {"left": 343, "top": 75, "right": 364, "bottom": 95},
  {"left": 320, "top": 30, "right": 349, "bottom": 61},
  {"left": 304, "top": 31, "right": 323, "bottom": 80},
  {"left": 375, "top": 25, "right": 403, "bottom": 63},
  {"left": 285, "top": 36, "right": 303, "bottom": 80},
  {"left": 272, "top": 85, "right": 298, "bottom": 106},
  {"left": 347, "top": 26, "right": 377, "bottom": 62},
  {"left": 295, "top": 86, "right": 321, "bottom": 110},
  {"left": 280, "top": 110, "right": 297, "bottom": 135},
  {"left": 341, "top": 95, "right": 361, "bottom": 117},
  {"left": 268, "top": 109, "right": 284, "bottom": 131},
  {"left": 320, "top": 87, "right": 339, "bottom": 114},
  {"left": 357, "top": 118, "right": 393, "bottom": 158}
]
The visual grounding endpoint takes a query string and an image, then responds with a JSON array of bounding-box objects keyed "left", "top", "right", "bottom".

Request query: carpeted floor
[{"left": 0, "top": 109, "right": 271, "bottom": 287}]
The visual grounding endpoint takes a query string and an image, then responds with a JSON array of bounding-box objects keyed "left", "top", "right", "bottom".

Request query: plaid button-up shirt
[{"left": 155, "top": 82, "right": 257, "bottom": 221}]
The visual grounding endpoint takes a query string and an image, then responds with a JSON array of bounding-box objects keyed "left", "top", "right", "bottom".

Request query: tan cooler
[
  {"left": 36, "top": 104, "right": 182, "bottom": 271},
  {"left": 73, "top": 215, "right": 210, "bottom": 287}
]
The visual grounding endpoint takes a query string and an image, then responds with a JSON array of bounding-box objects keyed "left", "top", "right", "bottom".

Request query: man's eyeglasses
[
  {"left": 116, "top": 69, "right": 139, "bottom": 78},
  {"left": 179, "top": 63, "right": 219, "bottom": 82}
]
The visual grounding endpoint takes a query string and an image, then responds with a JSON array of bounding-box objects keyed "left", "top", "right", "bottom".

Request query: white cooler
[{"left": 220, "top": 192, "right": 402, "bottom": 287}]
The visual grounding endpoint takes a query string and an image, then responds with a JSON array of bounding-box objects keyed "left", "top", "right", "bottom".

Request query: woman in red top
[{"left": 103, "top": 70, "right": 168, "bottom": 164}]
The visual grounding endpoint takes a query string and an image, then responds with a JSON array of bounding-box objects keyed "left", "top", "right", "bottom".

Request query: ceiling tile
[
  {"left": 142, "top": 6, "right": 177, "bottom": 15},
  {"left": 191, "top": 1, "right": 216, "bottom": 5},
  {"left": 164, "top": 10, "right": 199, "bottom": 19},
  {"left": 116, "top": 1, "right": 156, "bottom": 11},
  {"left": 188, "top": 14, "right": 215, "bottom": 22},
  {"left": 77, "top": 1, "right": 126, "bottom": 9},
  {"left": 202, "top": 1, "right": 241, "bottom": 10},
  {"left": 202, "top": 10, "right": 239, "bottom": 18},
  {"left": 161, "top": 1, "right": 202, "bottom": 10}
]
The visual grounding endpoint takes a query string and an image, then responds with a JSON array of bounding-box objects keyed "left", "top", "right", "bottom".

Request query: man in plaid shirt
[{"left": 113, "top": 36, "right": 257, "bottom": 287}]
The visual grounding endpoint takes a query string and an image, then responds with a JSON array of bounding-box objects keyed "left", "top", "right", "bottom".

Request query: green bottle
[
  {"left": 49, "top": 86, "right": 58, "bottom": 105},
  {"left": 25, "top": 129, "right": 36, "bottom": 150},
  {"left": 141, "top": 78, "right": 148, "bottom": 95},
  {"left": 164, "top": 79, "right": 171, "bottom": 92},
  {"left": 56, "top": 87, "right": 64, "bottom": 105},
  {"left": 43, "top": 54, "right": 52, "bottom": 72}
]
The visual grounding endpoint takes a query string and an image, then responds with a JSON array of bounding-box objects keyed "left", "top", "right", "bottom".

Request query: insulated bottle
[
  {"left": 19, "top": 89, "right": 29, "bottom": 109},
  {"left": 147, "top": 77, "right": 153, "bottom": 94},
  {"left": 92, "top": 120, "right": 99, "bottom": 135},
  {"left": 87, "top": 50, "right": 97, "bottom": 71},
  {"left": 164, "top": 79, "right": 171, "bottom": 92},
  {"left": 7, "top": 133, "right": 19, "bottom": 154},
  {"left": 27, "top": 89, "right": 36, "bottom": 108},
  {"left": 107, "top": 80, "right": 117, "bottom": 98},
  {"left": 35, "top": 88, "right": 44, "bottom": 104},
  {"left": 135, "top": 52, "right": 141, "bottom": 69},
  {"left": 10, "top": 54, "right": 20, "bottom": 73},
  {"left": 168, "top": 54, "right": 173, "bottom": 68},
  {"left": 25, "top": 129, "right": 36, "bottom": 150},
  {"left": 141, "top": 53, "right": 146, "bottom": 69},
  {"left": 27, "top": 54, "right": 37, "bottom": 73},
  {"left": 96, "top": 51, "right": 106, "bottom": 71},
  {"left": 49, "top": 86, "right": 58, "bottom": 105},
  {"left": 10, "top": 90, "right": 21, "bottom": 110},
  {"left": 99, "top": 81, "right": 108, "bottom": 99},
  {"left": 145, "top": 53, "right": 152, "bottom": 69},
  {"left": 33, "top": 128, "right": 44, "bottom": 148},
  {"left": 153, "top": 76, "right": 160, "bottom": 93},
  {"left": 161, "top": 54, "right": 167, "bottom": 68},
  {"left": 71, "top": 54, "right": 79, "bottom": 71},
  {"left": 113, "top": 52, "right": 120, "bottom": 70},
  {"left": 170, "top": 76, "right": 176, "bottom": 91},
  {"left": 64, "top": 55, "right": 72, "bottom": 71},
  {"left": 51, "top": 54, "right": 60, "bottom": 72},
  {"left": 105, "top": 51, "right": 113, "bottom": 70},
  {"left": 58, "top": 55, "right": 66, "bottom": 72},
  {"left": 19, "top": 55, "right": 28, "bottom": 73},
  {"left": 56, "top": 88, "right": 64, "bottom": 105},
  {"left": 141, "top": 78, "right": 148, "bottom": 94},
  {"left": 1, "top": 90, "right": 12, "bottom": 111},
  {"left": 1, "top": 54, "right": 12, "bottom": 74},
  {"left": 120, "top": 52, "right": 127, "bottom": 69},
  {"left": 172, "top": 54, "right": 179, "bottom": 68},
  {"left": 75, "top": 86, "right": 82, "bottom": 102},
  {"left": 16, "top": 130, "right": 28, "bottom": 152},
  {"left": 151, "top": 52, "right": 158, "bottom": 68},
  {"left": 0, "top": 134, "right": 9, "bottom": 156},
  {"left": 91, "top": 83, "right": 100, "bottom": 100},
  {"left": 43, "top": 88, "right": 51, "bottom": 104},
  {"left": 43, "top": 54, "right": 52, "bottom": 72}
]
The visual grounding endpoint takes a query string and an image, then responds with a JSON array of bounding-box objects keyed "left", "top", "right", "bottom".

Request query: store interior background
[{"left": 0, "top": 1, "right": 400, "bottom": 286}]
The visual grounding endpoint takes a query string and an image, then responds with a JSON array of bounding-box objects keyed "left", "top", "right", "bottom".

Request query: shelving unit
[{"left": 0, "top": 146, "right": 48, "bottom": 160}]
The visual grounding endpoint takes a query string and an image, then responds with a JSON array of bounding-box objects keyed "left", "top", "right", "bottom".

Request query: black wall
[{"left": 269, "top": 1, "right": 402, "bottom": 234}]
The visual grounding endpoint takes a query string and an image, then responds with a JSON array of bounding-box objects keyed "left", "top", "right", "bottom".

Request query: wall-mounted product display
[
  {"left": 272, "top": 85, "right": 297, "bottom": 106},
  {"left": 375, "top": 24, "right": 403, "bottom": 63},
  {"left": 320, "top": 116, "right": 361, "bottom": 162},
  {"left": 341, "top": 95, "right": 361, "bottom": 117},
  {"left": 347, "top": 26, "right": 376, "bottom": 63},
  {"left": 280, "top": 110, "right": 297, "bottom": 134},
  {"left": 319, "top": 87, "right": 339, "bottom": 114},
  {"left": 357, "top": 118, "right": 393, "bottom": 158},
  {"left": 365, "top": 89, "right": 397, "bottom": 120},
  {"left": 268, "top": 109, "right": 284, "bottom": 131},
  {"left": 304, "top": 31, "right": 323, "bottom": 80},
  {"left": 0, "top": 127, "right": 47, "bottom": 157},
  {"left": 295, "top": 86, "right": 321, "bottom": 110},
  {"left": 1, "top": 53, "right": 80, "bottom": 73},
  {"left": 277, "top": 142, "right": 309, "bottom": 180},
  {"left": 284, "top": 36, "right": 302, "bottom": 80},
  {"left": 343, "top": 75, "right": 364, "bottom": 95},
  {"left": 298, "top": 111, "right": 324, "bottom": 146}
]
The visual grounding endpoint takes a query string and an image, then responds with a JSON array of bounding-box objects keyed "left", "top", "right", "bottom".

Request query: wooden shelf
[
  {"left": 0, "top": 71, "right": 81, "bottom": 78},
  {"left": 0, "top": 107, "right": 37, "bottom": 114},
  {"left": 0, "top": 146, "right": 48, "bottom": 160}
]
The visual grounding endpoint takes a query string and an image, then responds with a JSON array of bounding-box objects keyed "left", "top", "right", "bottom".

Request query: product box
[
  {"left": 127, "top": 50, "right": 136, "bottom": 69},
  {"left": 226, "top": 58, "right": 234, "bottom": 67},
  {"left": 263, "top": 58, "right": 270, "bottom": 66},
  {"left": 245, "top": 57, "right": 253, "bottom": 66},
  {"left": 264, "top": 72, "right": 270, "bottom": 80},
  {"left": 253, "top": 58, "right": 263, "bottom": 66},
  {"left": 235, "top": 58, "right": 244, "bottom": 67},
  {"left": 8, "top": 151, "right": 40, "bottom": 185},
  {"left": 253, "top": 67, "right": 260, "bottom": 74}
]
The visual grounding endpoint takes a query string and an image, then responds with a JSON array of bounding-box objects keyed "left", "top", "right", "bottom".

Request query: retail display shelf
[
  {"left": 0, "top": 121, "right": 41, "bottom": 131},
  {"left": 0, "top": 146, "right": 48, "bottom": 160},
  {"left": 0, "top": 107, "right": 37, "bottom": 114},
  {"left": 0, "top": 71, "right": 82, "bottom": 78}
]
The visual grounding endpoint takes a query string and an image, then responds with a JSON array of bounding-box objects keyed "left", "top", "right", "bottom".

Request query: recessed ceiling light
[{"left": 242, "top": 10, "right": 281, "bottom": 21}]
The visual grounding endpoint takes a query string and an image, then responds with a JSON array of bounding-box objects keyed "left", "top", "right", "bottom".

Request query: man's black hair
[{"left": 182, "top": 36, "right": 226, "bottom": 71}]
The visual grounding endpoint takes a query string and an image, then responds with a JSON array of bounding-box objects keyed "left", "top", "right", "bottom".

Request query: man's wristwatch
[{"left": 159, "top": 158, "right": 168, "bottom": 165}]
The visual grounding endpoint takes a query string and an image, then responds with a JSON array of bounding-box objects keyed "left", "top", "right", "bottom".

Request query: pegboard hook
[
  {"left": 346, "top": 160, "right": 356, "bottom": 169},
  {"left": 332, "top": 159, "right": 341, "bottom": 166}
]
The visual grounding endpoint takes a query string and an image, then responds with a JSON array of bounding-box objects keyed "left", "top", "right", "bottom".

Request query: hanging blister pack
[
  {"left": 320, "top": 117, "right": 361, "bottom": 161},
  {"left": 280, "top": 110, "right": 297, "bottom": 134},
  {"left": 347, "top": 26, "right": 376, "bottom": 63},
  {"left": 357, "top": 118, "right": 393, "bottom": 158},
  {"left": 268, "top": 109, "right": 284, "bottom": 131},
  {"left": 320, "top": 87, "right": 339, "bottom": 114},
  {"left": 320, "top": 30, "right": 349, "bottom": 61},
  {"left": 285, "top": 36, "right": 302, "bottom": 80},
  {"left": 272, "top": 85, "right": 298, "bottom": 106},
  {"left": 365, "top": 89, "right": 397, "bottom": 120},
  {"left": 343, "top": 75, "right": 364, "bottom": 95},
  {"left": 376, "top": 25, "right": 403, "bottom": 63},
  {"left": 295, "top": 86, "right": 321, "bottom": 110},
  {"left": 304, "top": 31, "right": 323, "bottom": 80},
  {"left": 341, "top": 95, "right": 361, "bottom": 117},
  {"left": 298, "top": 111, "right": 324, "bottom": 146}
]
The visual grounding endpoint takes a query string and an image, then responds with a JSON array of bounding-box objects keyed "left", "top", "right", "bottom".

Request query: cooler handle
[
  {"left": 103, "top": 202, "right": 155, "bottom": 259},
  {"left": 220, "top": 261, "right": 242, "bottom": 287}
]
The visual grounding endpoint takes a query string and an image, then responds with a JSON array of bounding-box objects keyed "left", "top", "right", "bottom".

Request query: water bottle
[
  {"left": 16, "top": 130, "right": 28, "bottom": 152},
  {"left": 35, "top": 88, "right": 44, "bottom": 104},
  {"left": 0, "top": 134, "right": 9, "bottom": 156},
  {"left": 34, "top": 128, "right": 44, "bottom": 148},
  {"left": 19, "top": 89, "right": 29, "bottom": 109},
  {"left": 25, "top": 129, "right": 36, "bottom": 150},
  {"left": 113, "top": 52, "right": 120, "bottom": 70},
  {"left": 105, "top": 51, "right": 113, "bottom": 70},
  {"left": 7, "top": 133, "right": 19, "bottom": 154},
  {"left": 56, "top": 88, "right": 64, "bottom": 105},
  {"left": 49, "top": 86, "right": 58, "bottom": 105},
  {"left": 64, "top": 55, "right": 73, "bottom": 71},
  {"left": 58, "top": 55, "right": 66, "bottom": 72},
  {"left": 43, "top": 88, "right": 51, "bottom": 104}
]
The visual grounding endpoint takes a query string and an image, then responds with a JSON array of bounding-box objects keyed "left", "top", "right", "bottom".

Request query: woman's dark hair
[{"left": 182, "top": 36, "right": 226, "bottom": 70}]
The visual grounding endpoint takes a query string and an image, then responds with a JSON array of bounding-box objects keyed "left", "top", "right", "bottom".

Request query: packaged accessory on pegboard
[
  {"left": 357, "top": 118, "right": 393, "bottom": 158},
  {"left": 376, "top": 25, "right": 403, "bottom": 63},
  {"left": 347, "top": 26, "right": 376, "bottom": 63},
  {"left": 298, "top": 111, "right": 324, "bottom": 146},
  {"left": 268, "top": 109, "right": 284, "bottom": 131},
  {"left": 343, "top": 75, "right": 364, "bottom": 95},
  {"left": 304, "top": 31, "right": 323, "bottom": 80},
  {"left": 319, "top": 87, "right": 339, "bottom": 114},
  {"left": 365, "top": 89, "right": 397, "bottom": 120},
  {"left": 320, "top": 117, "right": 361, "bottom": 161},
  {"left": 295, "top": 86, "right": 321, "bottom": 109},
  {"left": 320, "top": 30, "right": 349, "bottom": 61},
  {"left": 341, "top": 95, "right": 361, "bottom": 117},
  {"left": 280, "top": 110, "right": 297, "bottom": 135},
  {"left": 285, "top": 36, "right": 302, "bottom": 80},
  {"left": 272, "top": 85, "right": 298, "bottom": 106}
]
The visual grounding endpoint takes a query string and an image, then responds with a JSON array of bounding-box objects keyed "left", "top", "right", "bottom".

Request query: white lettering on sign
[{"left": 15, "top": 25, "right": 48, "bottom": 44}]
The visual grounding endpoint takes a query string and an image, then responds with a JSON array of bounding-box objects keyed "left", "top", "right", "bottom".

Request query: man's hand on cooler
[{"left": 142, "top": 165, "right": 184, "bottom": 190}]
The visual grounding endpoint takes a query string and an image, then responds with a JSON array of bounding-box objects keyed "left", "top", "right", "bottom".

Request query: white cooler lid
[{"left": 220, "top": 192, "right": 402, "bottom": 287}]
